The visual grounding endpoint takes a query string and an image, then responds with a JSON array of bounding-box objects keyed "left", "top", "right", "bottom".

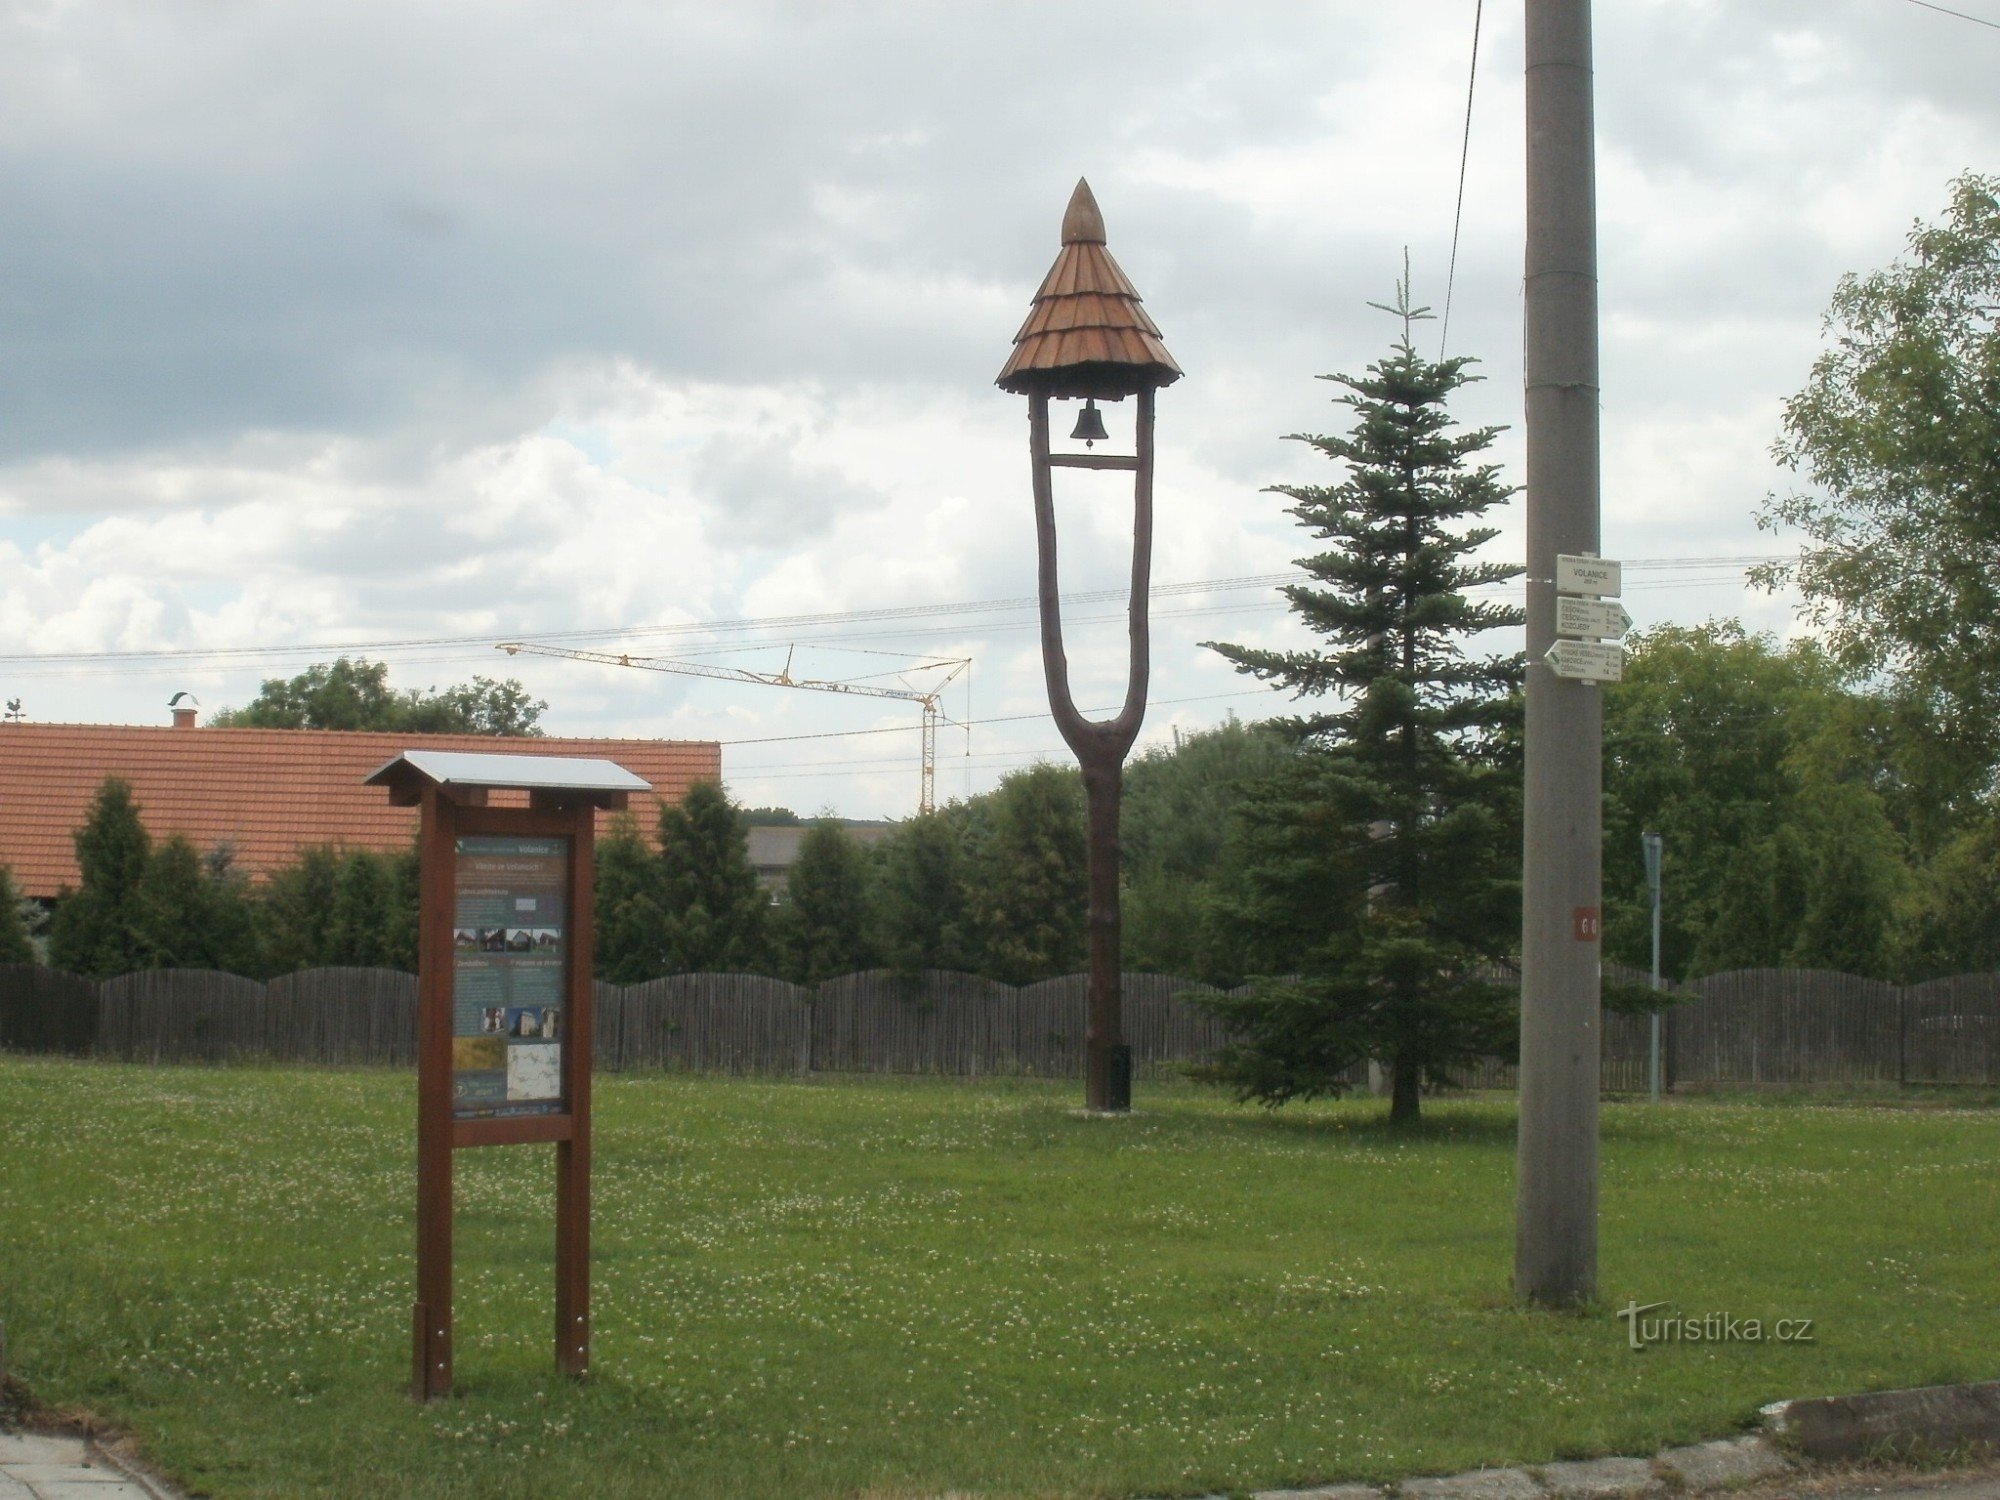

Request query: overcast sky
[{"left": 3, "top": 0, "right": 1997, "bottom": 819}]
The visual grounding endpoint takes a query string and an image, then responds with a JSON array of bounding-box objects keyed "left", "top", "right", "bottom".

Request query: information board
[{"left": 451, "top": 835, "right": 569, "bottom": 1119}]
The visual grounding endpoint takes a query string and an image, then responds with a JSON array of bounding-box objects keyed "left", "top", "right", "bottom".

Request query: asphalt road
[{"left": 1747, "top": 1470, "right": 2000, "bottom": 1499}]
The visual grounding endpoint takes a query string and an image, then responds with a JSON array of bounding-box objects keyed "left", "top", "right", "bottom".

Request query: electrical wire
[
  {"left": 0, "top": 572, "right": 1299, "bottom": 667},
  {"left": 0, "top": 557, "right": 1786, "bottom": 671},
  {"left": 710, "top": 688, "right": 1278, "bottom": 747},
  {"left": 1439, "top": 0, "right": 1485, "bottom": 361},
  {"left": 1904, "top": 0, "right": 2000, "bottom": 30}
]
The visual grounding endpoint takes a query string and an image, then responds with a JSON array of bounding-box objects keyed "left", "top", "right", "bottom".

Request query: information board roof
[{"left": 366, "top": 750, "right": 651, "bottom": 808}]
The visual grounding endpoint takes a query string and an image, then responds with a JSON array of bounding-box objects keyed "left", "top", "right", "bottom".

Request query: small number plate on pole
[
  {"left": 1543, "top": 638, "right": 1624, "bottom": 682},
  {"left": 1555, "top": 554, "right": 1621, "bottom": 596},
  {"left": 1555, "top": 596, "right": 1633, "bottom": 639}
]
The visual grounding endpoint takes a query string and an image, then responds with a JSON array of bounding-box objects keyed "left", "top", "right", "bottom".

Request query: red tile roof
[{"left": 0, "top": 722, "right": 720, "bottom": 897}]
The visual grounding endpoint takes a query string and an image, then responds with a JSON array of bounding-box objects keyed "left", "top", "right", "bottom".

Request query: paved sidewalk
[{"left": 0, "top": 1431, "right": 165, "bottom": 1500}]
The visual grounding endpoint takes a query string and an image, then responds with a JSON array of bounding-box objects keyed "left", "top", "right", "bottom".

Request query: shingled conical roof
[{"left": 996, "top": 178, "right": 1182, "bottom": 399}]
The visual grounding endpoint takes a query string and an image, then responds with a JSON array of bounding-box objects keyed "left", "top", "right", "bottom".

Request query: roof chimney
[{"left": 168, "top": 691, "right": 198, "bottom": 730}]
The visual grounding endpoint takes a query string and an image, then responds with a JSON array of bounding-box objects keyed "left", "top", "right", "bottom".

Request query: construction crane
[{"left": 498, "top": 641, "right": 970, "bottom": 815}]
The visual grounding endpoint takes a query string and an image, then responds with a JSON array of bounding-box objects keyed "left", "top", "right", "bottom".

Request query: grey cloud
[
  {"left": 690, "top": 433, "right": 884, "bottom": 543},
  {"left": 0, "top": 1, "right": 1426, "bottom": 465}
]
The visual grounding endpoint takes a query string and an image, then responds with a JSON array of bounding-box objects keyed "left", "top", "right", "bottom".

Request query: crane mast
[{"left": 498, "top": 641, "right": 969, "bottom": 814}]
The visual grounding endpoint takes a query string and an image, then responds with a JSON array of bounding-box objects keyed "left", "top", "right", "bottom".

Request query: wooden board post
[
  {"left": 367, "top": 750, "right": 642, "bottom": 1401},
  {"left": 413, "top": 783, "right": 456, "bottom": 1400}
]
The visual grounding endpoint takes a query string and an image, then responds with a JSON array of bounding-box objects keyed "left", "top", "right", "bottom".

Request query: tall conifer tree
[
  {"left": 657, "top": 781, "right": 769, "bottom": 973},
  {"left": 1203, "top": 282, "right": 1524, "bottom": 1123},
  {"left": 594, "top": 813, "right": 672, "bottom": 984},
  {"left": 774, "top": 822, "right": 877, "bottom": 984},
  {"left": 875, "top": 811, "right": 981, "bottom": 978},
  {"left": 48, "top": 778, "right": 155, "bottom": 978},
  {"left": 967, "top": 764, "right": 1087, "bottom": 986},
  {"left": 0, "top": 866, "right": 34, "bottom": 965}
]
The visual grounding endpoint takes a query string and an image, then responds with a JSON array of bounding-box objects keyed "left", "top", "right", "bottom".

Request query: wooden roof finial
[
  {"left": 1061, "top": 178, "right": 1106, "bottom": 245},
  {"left": 996, "top": 179, "right": 1181, "bottom": 400}
]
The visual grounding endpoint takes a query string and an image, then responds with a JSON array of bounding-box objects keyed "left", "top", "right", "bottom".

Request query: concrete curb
[
  {"left": 1764, "top": 1381, "right": 2000, "bottom": 1463},
  {"left": 1226, "top": 1379, "right": 2000, "bottom": 1499},
  {"left": 1229, "top": 1436, "right": 1792, "bottom": 1498},
  {"left": 10, "top": 1377, "right": 1999, "bottom": 1500}
]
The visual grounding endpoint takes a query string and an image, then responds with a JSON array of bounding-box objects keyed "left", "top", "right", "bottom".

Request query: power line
[
  {"left": 0, "top": 556, "right": 1788, "bottom": 672},
  {"left": 1439, "top": 0, "right": 1486, "bottom": 360},
  {"left": 0, "top": 564, "right": 1789, "bottom": 685},
  {"left": 1904, "top": 0, "right": 2000, "bottom": 31},
  {"left": 0, "top": 572, "right": 1299, "bottom": 667},
  {"left": 712, "top": 688, "right": 1275, "bottom": 747}
]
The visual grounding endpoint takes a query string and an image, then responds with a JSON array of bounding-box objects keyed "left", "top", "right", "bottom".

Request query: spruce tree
[
  {"left": 0, "top": 866, "right": 35, "bottom": 965},
  {"left": 1202, "top": 283, "right": 1524, "bottom": 1124},
  {"left": 135, "top": 834, "right": 259, "bottom": 972},
  {"left": 326, "top": 850, "right": 398, "bottom": 968},
  {"left": 657, "top": 781, "right": 769, "bottom": 972},
  {"left": 773, "top": 822, "right": 877, "bottom": 984},
  {"left": 876, "top": 811, "right": 981, "bottom": 977},
  {"left": 595, "top": 813, "right": 671, "bottom": 984},
  {"left": 967, "top": 763, "right": 1087, "bottom": 985},
  {"left": 48, "top": 778, "right": 156, "bottom": 978},
  {"left": 383, "top": 844, "right": 421, "bottom": 972},
  {"left": 258, "top": 845, "right": 343, "bottom": 974}
]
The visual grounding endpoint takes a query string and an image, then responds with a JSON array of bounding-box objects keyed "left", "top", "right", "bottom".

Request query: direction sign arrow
[
  {"left": 1544, "top": 638, "right": 1624, "bottom": 682},
  {"left": 1555, "top": 554, "right": 1622, "bottom": 597},
  {"left": 1556, "top": 596, "right": 1634, "bottom": 639}
]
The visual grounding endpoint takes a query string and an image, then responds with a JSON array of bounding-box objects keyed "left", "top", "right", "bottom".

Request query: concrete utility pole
[{"left": 1515, "top": 0, "right": 1603, "bottom": 1308}]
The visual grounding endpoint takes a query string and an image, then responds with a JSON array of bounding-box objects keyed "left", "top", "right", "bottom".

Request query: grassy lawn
[{"left": 1, "top": 1058, "right": 1995, "bottom": 1499}]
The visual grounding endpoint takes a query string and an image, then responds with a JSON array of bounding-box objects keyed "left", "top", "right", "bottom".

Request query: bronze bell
[{"left": 1069, "top": 399, "right": 1110, "bottom": 447}]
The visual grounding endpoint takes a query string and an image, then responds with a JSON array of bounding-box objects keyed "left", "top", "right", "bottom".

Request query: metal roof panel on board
[{"left": 365, "top": 750, "right": 651, "bottom": 794}]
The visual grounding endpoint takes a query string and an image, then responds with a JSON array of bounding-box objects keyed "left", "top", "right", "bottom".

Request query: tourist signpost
[
  {"left": 1554, "top": 596, "right": 1631, "bottom": 640},
  {"left": 1553, "top": 552, "right": 1620, "bottom": 597},
  {"left": 366, "top": 749, "right": 649, "bottom": 1401},
  {"left": 1543, "top": 554, "right": 1626, "bottom": 684},
  {"left": 1543, "top": 638, "right": 1624, "bottom": 682}
]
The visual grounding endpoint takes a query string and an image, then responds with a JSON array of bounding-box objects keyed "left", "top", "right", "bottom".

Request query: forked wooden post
[
  {"left": 998, "top": 179, "right": 1180, "bottom": 1113},
  {"left": 366, "top": 750, "right": 645, "bottom": 1399}
]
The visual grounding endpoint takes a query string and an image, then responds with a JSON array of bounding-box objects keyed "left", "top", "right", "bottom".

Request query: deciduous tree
[
  {"left": 211, "top": 657, "right": 546, "bottom": 736},
  {"left": 1600, "top": 623, "right": 1907, "bottom": 981},
  {"left": 1120, "top": 717, "right": 1293, "bottom": 984},
  {"left": 1758, "top": 172, "right": 2000, "bottom": 835},
  {"left": 1898, "top": 800, "right": 2000, "bottom": 977}
]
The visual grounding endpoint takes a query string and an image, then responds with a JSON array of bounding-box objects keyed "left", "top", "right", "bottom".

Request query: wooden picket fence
[{"left": 2, "top": 961, "right": 1996, "bottom": 1088}]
